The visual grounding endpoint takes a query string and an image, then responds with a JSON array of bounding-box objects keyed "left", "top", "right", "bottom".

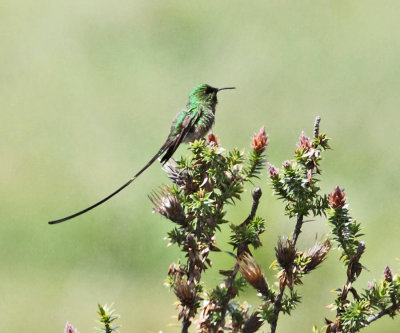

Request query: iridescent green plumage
[{"left": 49, "top": 83, "right": 235, "bottom": 224}]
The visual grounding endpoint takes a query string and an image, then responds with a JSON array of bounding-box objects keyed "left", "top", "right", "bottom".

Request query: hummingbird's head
[{"left": 189, "top": 84, "right": 235, "bottom": 106}]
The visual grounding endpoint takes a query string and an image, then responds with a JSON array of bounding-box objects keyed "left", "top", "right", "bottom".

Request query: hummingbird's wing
[{"left": 160, "top": 107, "right": 202, "bottom": 164}]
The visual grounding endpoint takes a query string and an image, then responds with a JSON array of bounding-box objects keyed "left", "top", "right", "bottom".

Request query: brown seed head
[
  {"left": 242, "top": 311, "right": 263, "bottom": 333},
  {"left": 328, "top": 186, "right": 346, "bottom": 209},
  {"left": 275, "top": 237, "right": 296, "bottom": 270},
  {"left": 149, "top": 186, "right": 186, "bottom": 224},
  {"left": 251, "top": 126, "right": 269, "bottom": 152},
  {"left": 305, "top": 239, "right": 332, "bottom": 272},
  {"left": 162, "top": 159, "right": 189, "bottom": 187},
  {"left": 238, "top": 254, "right": 269, "bottom": 295},
  {"left": 174, "top": 278, "right": 197, "bottom": 306}
]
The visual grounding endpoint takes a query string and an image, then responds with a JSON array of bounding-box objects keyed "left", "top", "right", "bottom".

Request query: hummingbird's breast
[{"left": 183, "top": 105, "right": 215, "bottom": 142}]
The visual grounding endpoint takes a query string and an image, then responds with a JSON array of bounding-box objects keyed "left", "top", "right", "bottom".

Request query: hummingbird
[{"left": 48, "top": 83, "right": 235, "bottom": 225}]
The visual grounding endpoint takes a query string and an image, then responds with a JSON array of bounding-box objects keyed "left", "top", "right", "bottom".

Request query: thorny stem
[
  {"left": 270, "top": 214, "right": 304, "bottom": 333},
  {"left": 247, "top": 187, "right": 262, "bottom": 223},
  {"left": 219, "top": 265, "right": 240, "bottom": 326},
  {"left": 292, "top": 214, "right": 304, "bottom": 244},
  {"left": 238, "top": 187, "right": 263, "bottom": 256},
  {"left": 182, "top": 318, "right": 191, "bottom": 333},
  {"left": 360, "top": 303, "right": 400, "bottom": 329},
  {"left": 184, "top": 229, "right": 206, "bottom": 331},
  {"left": 183, "top": 218, "right": 209, "bottom": 330},
  {"left": 339, "top": 242, "right": 365, "bottom": 305},
  {"left": 328, "top": 242, "right": 366, "bottom": 333},
  {"left": 337, "top": 227, "right": 349, "bottom": 257},
  {"left": 211, "top": 188, "right": 263, "bottom": 331},
  {"left": 271, "top": 116, "right": 323, "bottom": 333},
  {"left": 343, "top": 302, "right": 400, "bottom": 333},
  {"left": 269, "top": 288, "right": 284, "bottom": 333}
]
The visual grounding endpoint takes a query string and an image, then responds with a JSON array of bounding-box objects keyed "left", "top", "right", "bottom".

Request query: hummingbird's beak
[{"left": 217, "top": 87, "right": 236, "bottom": 92}]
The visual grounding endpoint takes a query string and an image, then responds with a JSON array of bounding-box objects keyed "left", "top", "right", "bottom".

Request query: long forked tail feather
[{"left": 48, "top": 141, "right": 171, "bottom": 225}]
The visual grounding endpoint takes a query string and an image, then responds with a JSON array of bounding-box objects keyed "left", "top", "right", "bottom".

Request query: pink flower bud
[
  {"left": 251, "top": 126, "right": 269, "bottom": 152},
  {"left": 268, "top": 163, "right": 279, "bottom": 179},
  {"left": 65, "top": 322, "right": 78, "bottom": 333},
  {"left": 282, "top": 160, "right": 291, "bottom": 169},
  {"left": 296, "top": 131, "right": 312, "bottom": 152}
]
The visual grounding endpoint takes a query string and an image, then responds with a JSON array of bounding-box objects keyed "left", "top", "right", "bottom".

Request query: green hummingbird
[{"left": 48, "top": 83, "right": 235, "bottom": 224}]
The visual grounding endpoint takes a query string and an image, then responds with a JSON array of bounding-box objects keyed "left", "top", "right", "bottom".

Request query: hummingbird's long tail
[{"left": 48, "top": 141, "right": 172, "bottom": 225}]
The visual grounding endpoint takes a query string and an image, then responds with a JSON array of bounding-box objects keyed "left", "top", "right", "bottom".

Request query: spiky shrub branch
[
  {"left": 252, "top": 117, "right": 332, "bottom": 333},
  {"left": 151, "top": 118, "right": 399, "bottom": 333},
  {"left": 60, "top": 118, "right": 400, "bottom": 333},
  {"left": 315, "top": 187, "right": 400, "bottom": 333},
  {"left": 152, "top": 128, "right": 268, "bottom": 332},
  {"left": 96, "top": 304, "right": 120, "bottom": 333},
  {"left": 152, "top": 122, "right": 334, "bottom": 332}
]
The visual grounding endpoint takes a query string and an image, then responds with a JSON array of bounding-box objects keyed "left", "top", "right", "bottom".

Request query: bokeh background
[{"left": 1, "top": 1, "right": 400, "bottom": 332}]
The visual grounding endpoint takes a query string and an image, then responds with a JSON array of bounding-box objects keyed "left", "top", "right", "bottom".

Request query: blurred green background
[{"left": 1, "top": 1, "right": 400, "bottom": 332}]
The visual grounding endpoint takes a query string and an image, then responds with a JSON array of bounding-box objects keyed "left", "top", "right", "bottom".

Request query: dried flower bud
[
  {"left": 238, "top": 254, "right": 269, "bottom": 295},
  {"left": 65, "top": 322, "right": 78, "bottom": 333},
  {"left": 174, "top": 278, "right": 196, "bottom": 306},
  {"left": 168, "top": 263, "right": 185, "bottom": 279},
  {"left": 305, "top": 239, "right": 331, "bottom": 272},
  {"left": 251, "top": 126, "right": 269, "bottom": 152},
  {"left": 325, "top": 320, "right": 337, "bottom": 333},
  {"left": 282, "top": 160, "right": 291, "bottom": 169},
  {"left": 328, "top": 186, "right": 346, "bottom": 209},
  {"left": 296, "top": 131, "right": 312, "bottom": 152},
  {"left": 207, "top": 132, "right": 219, "bottom": 146},
  {"left": 384, "top": 265, "right": 393, "bottom": 282},
  {"left": 149, "top": 186, "right": 186, "bottom": 224},
  {"left": 162, "top": 159, "right": 189, "bottom": 186},
  {"left": 268, "top": 163, "right": 279, "bottom": 179},
  {"left": 242, "top": 311, "right": 263, "bottom": 333},
  {"left": 275, "top": 237, "right": 296, "bottom": 270}
]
